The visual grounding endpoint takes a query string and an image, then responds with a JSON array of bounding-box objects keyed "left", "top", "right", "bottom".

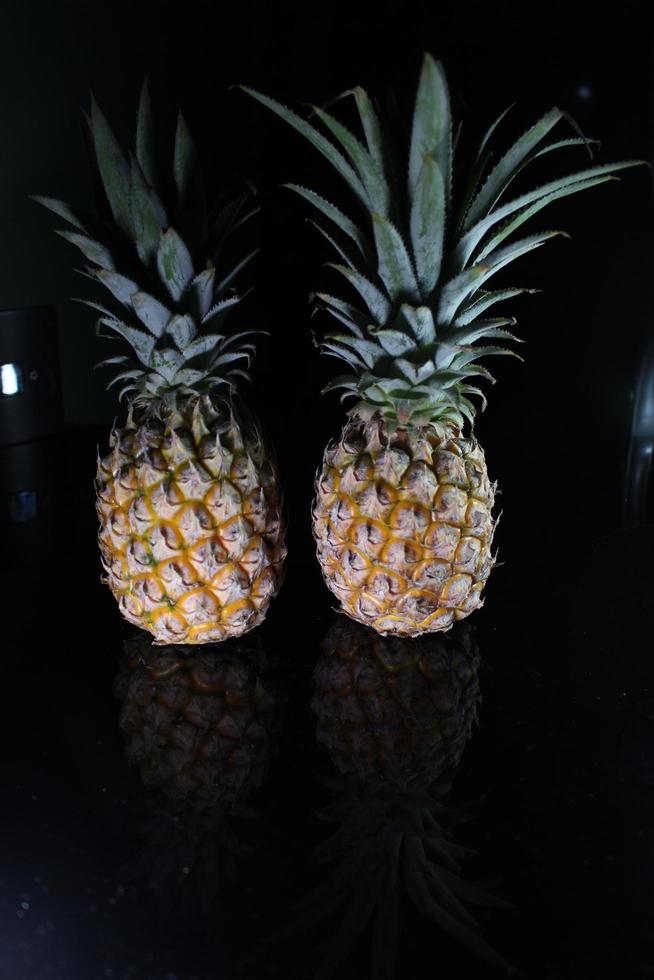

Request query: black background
[{"left": 2, "top": 2, "right": 654, "bottom": 979}]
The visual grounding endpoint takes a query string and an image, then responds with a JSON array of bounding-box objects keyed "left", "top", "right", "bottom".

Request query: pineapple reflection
[
  {"left": 114, "top": 631, "right": 279, "bottom": 919},
  {"left": 304, "top": 617, "right": 515, "bottom": 978}
]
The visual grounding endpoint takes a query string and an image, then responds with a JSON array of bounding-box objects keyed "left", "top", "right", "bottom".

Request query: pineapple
[
  {"left": 35, "top": 84, "right": 286, "bottom": 643},
  {"left": 115, "top": 633, "right": 280, "bottom": 922},
  {"left": 243, "top": 56, "right": 644, "bottom": 636},
  {"left": 292, "top": 618, "right": 516, "bottom": 977},
  {"left": 314, "top": 615, "right": 480, "bottom": 789},
  {"left": 116, "top": 632, "right": 279, "bottom": 809}
]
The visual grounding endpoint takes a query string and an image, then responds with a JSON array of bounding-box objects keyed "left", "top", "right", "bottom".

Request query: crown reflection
[
  {"left": 114, "top": 632, "right": 280, "bottom": 924},
  {"left": 298, "top": 617, "right": 516, "bottom": 979}
]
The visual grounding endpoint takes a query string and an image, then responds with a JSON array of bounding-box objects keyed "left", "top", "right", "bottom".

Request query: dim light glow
[{"left": 1, "top": 363, "right": 22, "bottom": 396}]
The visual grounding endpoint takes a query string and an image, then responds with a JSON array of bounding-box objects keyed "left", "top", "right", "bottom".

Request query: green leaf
[
  {"left": 439, "top": 231, "right": 562, "bottom": 324},
  {"left": 171, "top": 368, "right": 209, "bottom": 387},
  {"left": 184, "top": 334, "right": 223, "bottom": 360},
  {"left": 315, "top": 293, "right": 368, "bottom": 337},
  {"left": 240, "top": 87, "right": 369, "bottom": 208},
  {"left": 129, "top": 154, "right": 167, "bottom": 264},
  {"left": 90, "top": 96, "right": 132, "bottom": 236},
  {"left": 136, "top": 78, "right": 158, "bottom": 189},
  {"left": 186, "top": 267, "right": 215, "bottom": 318},
  {"left": 285, "top": 184, "right": 369, "bottom": 255},
  {"left": 351, "top": 86, "right": 386, "bottom": 172},
  {"left": 215, "top": 249, "right": 259, "bottom": 293},
  {"left": 55, "top": 230, "right": 115, "bottom": 269},
  {"left": 463, "top": 108, "right": 563, "bottom": 229},
  {"left": 400, "top": 304, "right": 437, "bottom": 344},
  {"left": 312, "top": 105, "right": 390, "bottom": 215},
  {"left": 456, "top": 288, "right": 537, "bottom": 325},
  {"left": 131, "top": 291, "right": 171, "bottom": 338},
  {"left": 410, "top": 154, "right": 445, "bottom": 296},
  {"left": 106, "top": 368, "right": 144, "bottom": 390},
  {"left": 444, "top": 318, "right": 519, "bottom": 347},
  {"left": 30, "top": 196, "right": 87, "bottom": 232},
  {"left": 457, "top": 161, "right": 642, "bottom": 267},
  {"left": 476, "top": 103, "right": 514, "bottom": 159},
  {"left": 327, "top": 264, "right": 391, "bottom": 324},
  {"left": 165, "top": 313, "right": 197, "bottom": 350},
  {"left": 309, "top": 219, "right": 357, "bottom": 268},
  {"left": 157, "top": 227, "right": 194, "bottom": 301},
  {"left": 476, "top": 176, "right": 618, "bottom": 261},
  {"left": 173, "top": 112, "right": 208, "bottom": 245},
  {"left": 201, "top": 295, "right": 241, "bottom": 325},
  {"left": 372, "top": 213, "right": 419, "bottom": 301},
  {"left": 95, "top": 270, "right": 138, "bottom": 306},
  {"left": 97, "top": 316, "right": 156, "bottom": 365},
  {"left": 323, "top": 335, "right": 381, "bottom": 369},
  {"left": 409, "top": 54, "right": 452, "bottom": 206},
  {"left": 372, "top": 329, "right": 415, "bottom": 356},
  {"left": 148, "top": 346, "right": 184, "bottom": 382}
]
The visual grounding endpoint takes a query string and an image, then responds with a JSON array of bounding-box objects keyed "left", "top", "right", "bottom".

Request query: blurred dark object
[
  {"left": 0, "top": 305, "right": 63, "bottom": 446},
  {"left": 0, "top": 437, "right": 67, "bottom": 567},
  {"left": 624, "top": 337, "right": 654, "bottom": 525}
]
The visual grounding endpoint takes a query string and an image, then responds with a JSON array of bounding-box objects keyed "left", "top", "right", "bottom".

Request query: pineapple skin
[
  {"left": 314, "top": 617, "right": 481, "bottom": 789},
  {"left": 312, "top": 416, "right": 496, "bottom": 637},
  {"left": 97, "top": 393, "right": 286, "bottom": 644},
  {"left": 116, "top": 635, "right": 277, "bottom": 809}
]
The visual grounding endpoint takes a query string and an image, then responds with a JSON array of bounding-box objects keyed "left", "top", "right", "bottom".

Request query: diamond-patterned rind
[
  {"left": 97, "top": 395, "right": 286, "bottom": 644},
  {"left": 313, "top": 617, "right": 481, "bottom": 789},
  {"left": 312, "top": 418, "right": 496, "bottom": 636},
  {"left": 116, "top": 636, "right": 277, "bottom": 809}
]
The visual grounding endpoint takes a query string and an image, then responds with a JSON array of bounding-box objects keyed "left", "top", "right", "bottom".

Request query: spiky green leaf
[
  {"left": 372, "top": 213, "right": 419, "bottom": 300},
  {"left": 327, "top": 264, "right": 391, "bottom": 323},
  {"left": 464, "top": 108, "right": 563, "bottom": 229},
  {"left": 312, "top": 106, "right": 390, "bottom": 216},
  {"left": 131, "top": 291, "right": 171, "bottom": 338},
  {"left": 409, "top": 54, "right": 451, "bottom": 205},
  {"left": 129, "top": 154, "right": 167, "bottom": 264},
  {"left": 90, "top": 96, "right": 132, "bottom": 236},
  {"left": 165, "top": 313, "right": 197, "bottom": 350},
  {"left": 173, "top": 111, "right": 208, "bottom": 246},
  {"left": 285, "top": 184, "right": 369, "bottom": 255},
  {"left": 410, "top": 154, "right": 445, "bottom": 296},
  {"left": 55, "top": 230, "right": 115, "bottom": 269},
  {"left": 400, "top": 304, "right": 437, "bottom": 344},
  {"left": 97, "top": 316, "right": 156, "bottom": 365},
  {"left": 136, "top": 78, "right": 158, "bottom": 189},
  {"left": 95, "top": 269, "right": 138, "bottom": 306},
  {"left": 240, "top": 87, "right": 369, "bottom": 208},
  {"left": 157, "top": 227, "right": 194, "bottom": 301}
]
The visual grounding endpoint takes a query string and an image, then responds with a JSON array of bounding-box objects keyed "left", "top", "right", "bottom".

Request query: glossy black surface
[
  {"left": 1, "top": 428, "right": 653, "bottom": 980},
  {"left": 3, "top": 2, "right": 653, "bottom": 977}
]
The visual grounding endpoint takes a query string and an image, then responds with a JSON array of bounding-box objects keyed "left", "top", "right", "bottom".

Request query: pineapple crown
[
  {"left": 34, "top": 81, "right": 259, "bottom": 406},
  {"left": 243, "top": 55, "right": 646, "bottom": 430}
]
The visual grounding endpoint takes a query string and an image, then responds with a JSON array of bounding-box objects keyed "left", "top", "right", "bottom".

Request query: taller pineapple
[
  {"left": 36, "top": 84, "right": 286, "bottom": 643},
  {"left": 244, "top": 55, "right": 643, "bottom": 636}
]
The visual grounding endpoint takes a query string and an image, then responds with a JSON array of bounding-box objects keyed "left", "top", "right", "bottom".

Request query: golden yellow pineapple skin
[
  {"left": 96, "top": 394, "right": 285, "bottom": 644},
  {"left": 312, "top": 417, "right": 496, "bottom": 636}
]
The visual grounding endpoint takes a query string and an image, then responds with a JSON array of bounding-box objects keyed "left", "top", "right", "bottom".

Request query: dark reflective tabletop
[{"left": 2, "top": 428, "right": 653, "bottom": 980}]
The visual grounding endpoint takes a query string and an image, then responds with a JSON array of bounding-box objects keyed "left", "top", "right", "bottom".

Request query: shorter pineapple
[
  {"left": 35, "top": 84, "right": 286, "bottom": 643},
  {"left": 116, "top": 632, "right": 279, "bottom": 809},
  {"left": 115, "top": 633, "right": 281, "bottom": 923}
]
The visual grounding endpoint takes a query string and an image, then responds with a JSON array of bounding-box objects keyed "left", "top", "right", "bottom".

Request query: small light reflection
[
  {"left": 577, "top": 84, "right": 592, "bottom": 101},
  {"left": 1, "top": 363, "right": 22, "bottom": 396}
]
